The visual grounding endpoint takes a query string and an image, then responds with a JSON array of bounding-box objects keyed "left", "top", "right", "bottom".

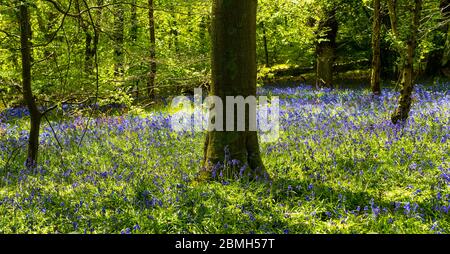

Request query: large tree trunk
[
  {"left": 113, "top": 1, "right": 124, "bottom": 77},
  {"left": 19, "top": 2, "right": 42, "bottom": 169},
  {"left": 148, "top": 0, "right": 157, "bottom": 98},
  {"left": 371, "top": 0, "right": 382, "bottom": 95},
  {"left": 201, "top": 0, "right": 268, "bottom": 181},
  {"left": 392, "top": 0, "right": 422, "bottom": 124},
  {"left": 316, "top": 6, "right": 338, "bottom": 89}
]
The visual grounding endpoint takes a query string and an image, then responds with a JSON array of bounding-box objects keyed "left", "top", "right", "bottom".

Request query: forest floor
[{"left": 0, "top": 83, "right": 449, "bottom": 233}]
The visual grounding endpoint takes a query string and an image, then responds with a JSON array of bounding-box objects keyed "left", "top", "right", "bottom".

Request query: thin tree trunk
[
  {"left": 84, "top": 31, "right": 94, "bottom": 73},
  {"left": 202, "top": 0, "right": 269, "bottom": 181},
  {"left": 261, "top": 21, "right": 270, "bottom": 67},
  {"left": 199, "top": 15, "right": 208, "bottom": 54},
  {"left": 392, "top": 0, "right": 422, "bottom": 124},
  {"left": 113, "top": 1, "right": 124, "bottom": 77},
  {"left": 316, "top": 6, "right": 338, "bottom": 89},
  {"left": 19, "top": 2, "right": 42, "bottom": 169},
  {"left": 439, "top": 0, "right": 450, "bottom": 74},
  {"left": 387, "top": 0, "right": 398, "bottom": 37},
  {"left": 425, "top": 0, "right": 450, "bottom": 75},
  {"left": 75, "top": 0, "right": 92, "bottom": 74},
  {"left": 148, "top": 0, "right": 156, "bottom": 98},
  {"left": 371, "top": 0, "right": 382, "bottom": 95},
  {"left": 130, "top": 0, "right": 138, "bottom": 42},
  {"left": 171, "top": 13, "right": 179, "bottom": 53},
  {"left": 76, "top": 0, "right": 102, "bottom": 75}
]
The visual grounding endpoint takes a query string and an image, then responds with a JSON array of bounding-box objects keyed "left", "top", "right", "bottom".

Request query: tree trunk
[
  {"left": 76, "top": 0, "right": 102, "bottom": 75},
  {"left": 261, "top": 21, "right": 270, "bottom": 67},
  {"left": 316, "top": 6, "right": 338, "bottom": 89},
  {"left": 148, "top": 0, "right": 157, "bottom": 98},
  {"left": 201, "top": 0, "right": 269, "bottom": 181},
  {"left": 113, "top": 1, "right": 124, "bottom": 77},
  {"left": 387, "top": 0, "right": 398, "bottom": 37},
  {"left": 198, "top": 15, "right": 209, "bottom": 54},
  {"left": 84, "top": 31, "right": 94, "bottom": 73},
  {"left": 371, "top": 0, "right": 382, "bottom": 95},
  {"left": 170, "top": 13, "right": 179, "bottom": 52},
  {"left": 392, "top": 0, "right": 422, "bottom": 124},
  {"left": 130, "top": 0, "right": 138, "bottom": 42},
  {"left": 424, "top": 0, "right": 450, "bottom": 76},
  {"left": 19, "top": 2, "right": 42, "bottom": 169},
  {"left": 439, "top": 0, "right": 450, "bottom": 74}
]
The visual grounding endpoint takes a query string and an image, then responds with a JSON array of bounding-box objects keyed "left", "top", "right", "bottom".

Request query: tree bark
[
  {"left": 201, "top": 0, "right": 268, "bottom": 181},
  {"left": 113, "top": 1, "right": 124, "bottom": 77},
  {"left": 316, "top": 6, "right": 338, "bottom": 89},
  {"left": 371, "top": 0, "right": 382, "bottom": 95},
  {"left": 387, "top": 0, "right": 398, "bottom": 37},
  {"left": 19, "top": 2, "right": 42, "bottom": 169},
  {"left": 148, "top": 0, "right": 157, "bottom": 98},
  {"left": 392, "top": 0, "right": 422, "bottom": 124}
]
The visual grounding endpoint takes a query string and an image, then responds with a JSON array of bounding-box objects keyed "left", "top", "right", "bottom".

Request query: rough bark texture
[
  {"left": 201, "top": 0, "right": 268, "bottom": 181},
  {"left": 371, "top": 0, "right": 382, "bottom": 95},
  {"left": 19, "top": 3, "right": 42, "bottom": 168},
  {"left": 392, "top": 0, "right": 422, "bottom": 124},
  {"left": 113, "top": 1, "right": 124, "bottom": 77},
  {"left": 316, "top": 6, "right": 338, "bottom": 89},
  {"left": 148, "top": 0, "right": 157, "bottom": 98}
]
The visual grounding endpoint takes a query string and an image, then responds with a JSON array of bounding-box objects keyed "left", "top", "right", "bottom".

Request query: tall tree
[
  {"left": 439, "top": 0, "right": 450, "bottom": 75},
  {"left": 130, "top": 0, "right": 138, "bottom": 42},
  {"left": 113, "top": 1, "right": 124, "bottom": 77},
  {"left": 74, "top": 0, "right": 102, "bottom": 75},
  {"left": 371, "top": 0, "right": 382, "bottom": 95},
  {"left": 148, "top": 0, "right": 156, "bottom": 98},
  {"left": 425, "top": 0, "right": 450, "bottom": 76},
  {"left": 391, "top": 0, "right": 422, "bottom": 124},
  {"left": 19, "top": 1, "right": 42, "bottom": 168},
  {"left": 387, "top": 0, "right": 398, "bottom": 37},
  {"left": 201, "top": 0, "right": 269, "bottom": 180},
  {"left": 261, "top": 21, "right": 270, "bottom": 67},
  {"left": 316, "top": 5, "right": 338, "bottom": 88}
]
